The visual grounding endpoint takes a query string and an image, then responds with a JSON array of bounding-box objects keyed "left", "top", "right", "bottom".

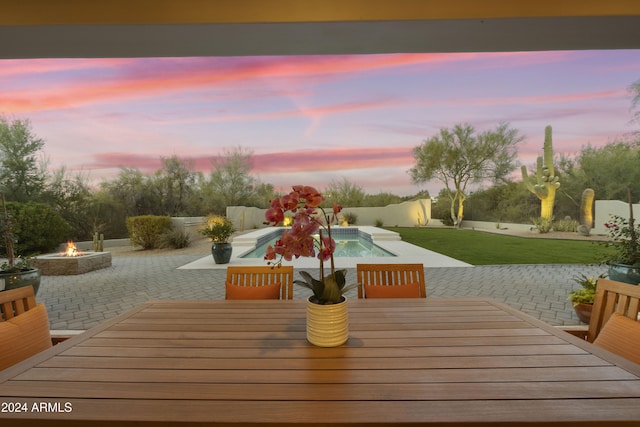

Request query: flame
[{"left": 64, "top": 241, "right": 81, "bottom": 257}]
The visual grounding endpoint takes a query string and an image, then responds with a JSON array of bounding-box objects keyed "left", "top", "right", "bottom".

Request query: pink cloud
[
  {"left": 252, "top": 147, "right": 414, "bottom": 173},
  {"left": 87, "top": 153, "right": 163, "bottom": 172},
  {"left": 0, "top": 53, "right": 524, "bottom": 114},
  {"left": 81, "top": 147, "right": 415, "bottom": 177},
  {"left": 0, "top": 58, "right": 136, "bottom": 77}
]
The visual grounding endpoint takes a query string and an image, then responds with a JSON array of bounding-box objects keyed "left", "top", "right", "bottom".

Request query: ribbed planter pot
[
  {"left": 0, "top": 268, "right": 41, "bottom": 295},
  {"left": 211, "top": 243, "right": 232, "bottom": 264},
  {"left": 306, "top": 296, "right": 348, "bottom": 347},
  {"left": 608, "top": 263, "right": 640, "bottom": 285}
]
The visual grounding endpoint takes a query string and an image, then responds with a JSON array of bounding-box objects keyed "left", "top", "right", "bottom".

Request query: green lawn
[{"left": 387, "top": 227, "right": 612, "bottom": 265}]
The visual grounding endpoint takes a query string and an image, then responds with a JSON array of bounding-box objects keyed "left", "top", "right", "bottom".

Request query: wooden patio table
[{"left": 2, "top": 298, "right": 640, "bottom": 426}]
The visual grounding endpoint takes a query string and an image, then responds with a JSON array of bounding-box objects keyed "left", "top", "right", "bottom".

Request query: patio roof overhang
[{"left": 1, "top": 0, "right": 640, "bottom": 59}]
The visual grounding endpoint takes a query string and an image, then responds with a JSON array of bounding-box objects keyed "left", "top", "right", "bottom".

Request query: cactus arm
[
  {"left": 543, "top": 125, "right": 555, "bottom": 177},
  {"left": 521, "top": 165, "right": 535, "bottom": 193}
]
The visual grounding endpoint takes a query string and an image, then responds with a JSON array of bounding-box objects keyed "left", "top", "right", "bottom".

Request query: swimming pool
[{"left": 240, "top": 227, "right": 396, "bottom": 259}]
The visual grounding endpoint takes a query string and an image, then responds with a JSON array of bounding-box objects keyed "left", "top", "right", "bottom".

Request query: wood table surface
[{"left": 2, "top": 297, "right": 640, "bottom": 426}]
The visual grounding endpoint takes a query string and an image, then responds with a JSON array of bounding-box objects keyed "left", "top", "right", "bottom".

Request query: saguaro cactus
[
  {"left": 578, "top": 188, "right": 595, "bottom": 236},
  {"left": 521, "top": 125, "right": 561, "bottom": 219}
]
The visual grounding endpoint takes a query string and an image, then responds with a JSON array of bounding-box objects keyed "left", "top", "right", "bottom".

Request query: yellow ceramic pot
[{"left": 306, "top": 296, "right": 348, "bottom": 347}]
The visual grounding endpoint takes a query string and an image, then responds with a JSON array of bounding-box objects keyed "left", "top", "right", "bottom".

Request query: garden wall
[
  {"left": 593, "top": 200, "right": 640, "bottom": 236},
  {"left": 226, "top": 199, "right": 431, "bottom": 231}
]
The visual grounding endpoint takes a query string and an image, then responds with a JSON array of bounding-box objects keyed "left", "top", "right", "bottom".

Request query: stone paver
[{"left": 35, "top": 250, "right": 607, "bottom": 330}]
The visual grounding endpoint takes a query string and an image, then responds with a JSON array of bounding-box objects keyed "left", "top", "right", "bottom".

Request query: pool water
[{"left": 240, "top": 228, "right": 395, "bottom": 259}]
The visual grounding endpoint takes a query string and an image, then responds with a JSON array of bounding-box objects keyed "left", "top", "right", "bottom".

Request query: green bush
[
  {"left": 3, "top": 202, "right": 70, "bottom": 256},
  {"left": 126, "top": 215, "right": 173, "bottom": 249},
  {"left": 374, "top": 218, "right": 384, "bottom": 227}
]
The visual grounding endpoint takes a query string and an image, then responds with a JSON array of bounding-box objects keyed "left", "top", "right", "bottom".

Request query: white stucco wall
[
  {"left": 593, "top": 200, "right": 640, "bottom": 236},
  {"left": 226, "top": 199, "right": 432, "bottom": 231}
]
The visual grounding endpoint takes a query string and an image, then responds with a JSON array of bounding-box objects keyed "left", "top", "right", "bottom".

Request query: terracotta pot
[
  {"left": 306, "top": 296, "right": 348, "bottom": 347},
  {"left": 573, "top": 303, "right": 593, "bottom": 324}
]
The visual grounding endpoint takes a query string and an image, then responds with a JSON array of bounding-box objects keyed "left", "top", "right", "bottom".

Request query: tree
[
  {"left": 325, "top": 177, "right": 365, "bottom": 207},
  {"left": 155, "top": 155, "right": 197, "bottom": 216},
  {"left": 363, "top": 192, "right": 404, "bottom": 207},
  {"left": 630, "top": 78, "right": 640, "bottom": 136},
  {"left": 100, "top": 167, "right": 161, "bottom": 217},
  {"left": 409, "top": 123, "right": 523, "bottom": 226},
  {"left": 0, "top": 117, "right": 46, "bottom": 202},
  {"left": 577, "top": 142, "right": 640, "bottom": 201},
  {"left": 41, "top": 167, "right": 95, "bottom": 240},
  {"left": 206, "top": 147, "right": 259, "bottom": 212}
]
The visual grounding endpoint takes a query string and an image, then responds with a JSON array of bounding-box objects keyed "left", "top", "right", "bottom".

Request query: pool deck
[{"left": 179, "top": 226, "right": 472, "bottom": 270}]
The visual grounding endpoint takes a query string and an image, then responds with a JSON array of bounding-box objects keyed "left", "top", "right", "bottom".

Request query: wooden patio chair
[
  {"left": 357, "top": 263, "right": 426, "bottom": 298},
  {"left": 225, "top": 266, "right": 294, "bottom": 300},
  {"left": 0, "top": 286, "right": 52, "bottom": 370},
  {"left": 0, "top": 285, "right": 37, "bottom": 320},
  {"left": 587, "top": 278, "right": 640, "bottom": 343}
]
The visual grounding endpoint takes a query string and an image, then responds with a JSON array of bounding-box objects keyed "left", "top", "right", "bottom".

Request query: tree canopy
[
  {"left": 409, "top": 122, "right": 523, "bottom": 226},
  {"left": 0, "top": 117, "right": 46, "bottom": 202}
]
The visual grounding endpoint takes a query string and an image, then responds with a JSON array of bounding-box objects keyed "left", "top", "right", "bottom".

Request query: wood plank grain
[
  {"left": 37, "top": 354, "right": 613, "bottom": 370},
  {"left": 61, "top": 343, "right": 589, "bottom": 358},
  {"left": 13, "top": 366, "right": 636, "bottom": 384},
  {"left": 4, "top": 380, "right": 640, "bottom": 401},
  {"left": 77, "top": 334, "right": 570, "bottom": 348}
]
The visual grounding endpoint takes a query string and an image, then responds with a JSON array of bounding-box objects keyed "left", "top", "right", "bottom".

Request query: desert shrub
[
  {"left": 342, "top": 211, "right": 358, "bottom": 225},
  {"left": 531, "top": 216, "right": 554, "bottom": 234},
  {"left": 126, "top": 215, "right": 172, "bottom": 249},
  {"left": 159, "top": 228, "right": 191, "bottom": 249},
  {"left": 553, "top": 217, "right": 578, "bottom": 232},
  {"left": 4, "top": 201, "right": 70, "bottom": 255},
  {"left": 374, "top": 218, "right": 384, "bottom": 227},
  {"left": 440, "top": 212, "right": 455, "bottom": 227}
]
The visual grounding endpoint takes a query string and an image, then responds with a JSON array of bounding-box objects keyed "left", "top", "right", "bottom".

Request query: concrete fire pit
[{"left": 33, "top": 251, "right": 112, "bottom": 275}]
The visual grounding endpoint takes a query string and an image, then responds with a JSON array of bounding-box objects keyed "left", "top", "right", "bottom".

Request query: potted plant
[
  {"left": 567, "top": 273, "right": 606, "bottom": 324},
  {"left": 200, "top": 214, "right": 235, "bottom": 264},
  {"left": 1, "top": 193, "right": 41, "bottom": 294},
  {"left": 602, "top": 188, "right": 640, "bottom": 285},
  {"left": 264, "top": 185, "right": 358, "bottom": 347}
]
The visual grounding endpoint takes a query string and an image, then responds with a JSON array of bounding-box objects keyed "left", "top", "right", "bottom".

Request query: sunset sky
[{"left": 1, "top": 49, "right": 639, "bottom": 196}]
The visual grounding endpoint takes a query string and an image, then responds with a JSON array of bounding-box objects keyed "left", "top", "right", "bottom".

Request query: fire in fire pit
[{"left": 62, "top": 241, "right": 83, "bottom": 257}]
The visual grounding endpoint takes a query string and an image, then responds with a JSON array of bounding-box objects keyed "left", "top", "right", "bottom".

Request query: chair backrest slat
[
  {"left": 0, "top": 286, "right": 37, "bottom": 321},
  {"left": 356, "top": 263, "right": 426, "bottom": 298},
  {"left": 226, "top": 266, "right": 294, "bottom": 300},
  {"left": 587, "top": 278, "right": 640, "bottom": 343}
]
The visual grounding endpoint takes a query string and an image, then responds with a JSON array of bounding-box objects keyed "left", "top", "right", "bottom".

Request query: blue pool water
[{"left": 240, "top": 228, "right": 395, "bottom": 259}]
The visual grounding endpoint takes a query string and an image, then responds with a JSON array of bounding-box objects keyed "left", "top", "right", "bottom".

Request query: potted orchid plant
[
  {"left": 264, "top": 185, "right": 357, "bottom": 347},
  {"left": 264, "top": 185, "right": 358, "bottom": 304}
]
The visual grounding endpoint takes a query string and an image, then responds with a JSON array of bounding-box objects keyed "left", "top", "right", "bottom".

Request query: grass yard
[{"left": 387, "top": 227, "right": 612, "bottom": 265}]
